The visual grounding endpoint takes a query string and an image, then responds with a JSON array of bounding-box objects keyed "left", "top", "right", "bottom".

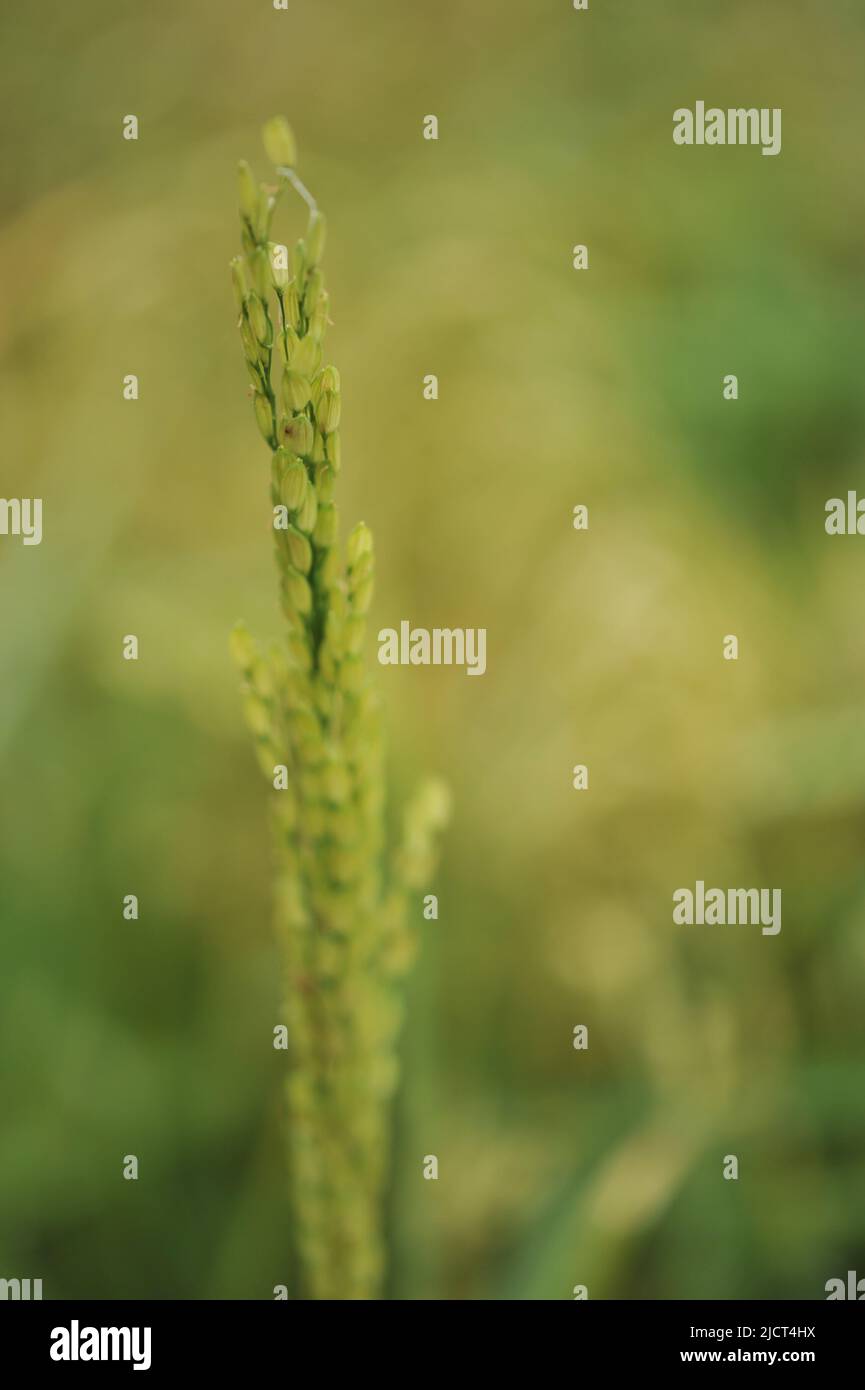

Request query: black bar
[{"left": 1, "top": 1299, "right": 860, "bottom": 1375}]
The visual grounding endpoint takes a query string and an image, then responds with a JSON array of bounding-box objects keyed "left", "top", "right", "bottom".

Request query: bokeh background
[{"left": 2, "top": 0, "right": 865, "bottom": 1299}]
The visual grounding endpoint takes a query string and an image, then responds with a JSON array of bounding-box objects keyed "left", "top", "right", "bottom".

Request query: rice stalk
[{"left": 229, "top": 117, "right": 449, "bottom": 1300}]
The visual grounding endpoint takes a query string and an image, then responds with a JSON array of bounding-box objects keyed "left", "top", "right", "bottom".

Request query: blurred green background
[{"left": 2, "top": 0, "right": 865, "bottom": 1299}]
